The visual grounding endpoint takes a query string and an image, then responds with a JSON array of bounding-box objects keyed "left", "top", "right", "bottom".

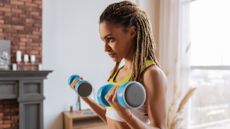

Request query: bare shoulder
[{"left": 141, "top": 65, "right": 168, "bottom": 91}]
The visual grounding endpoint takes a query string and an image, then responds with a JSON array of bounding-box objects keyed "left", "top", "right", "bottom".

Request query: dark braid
[{"left": 100, "top": 1, "right": 160, "bottom": 81}]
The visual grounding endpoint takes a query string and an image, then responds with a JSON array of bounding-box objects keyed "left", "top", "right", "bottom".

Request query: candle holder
[
  {"left": 24, "top": 54, "right": 29, "bottom": 64},
  {"left": 76, "top": 95, "right": 82, "bottom": 111},
  {"left": 30, "top": 55, "right": 36, "bottom": 70},
  {"left": 16, "top": 51, "right": 22, "bottom": 70}
]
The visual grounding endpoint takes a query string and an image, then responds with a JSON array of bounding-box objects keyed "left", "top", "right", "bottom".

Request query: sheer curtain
[
  {"left": 159, "top": 0, "right": 190, "bottom": 94},
  {"left": 138, "top": 0, "right": 191, "bottom": 127},
  {"left": 158, "top": 0, "right": 191, "bottom": 127}
]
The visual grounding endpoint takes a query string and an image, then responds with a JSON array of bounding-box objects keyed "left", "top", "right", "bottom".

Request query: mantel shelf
[{"left": 0, "top": 70, "right": 52, "bottom": 78}]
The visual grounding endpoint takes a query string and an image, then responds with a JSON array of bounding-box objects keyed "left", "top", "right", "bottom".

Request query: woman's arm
[
  {"left": 125, "top": 66, "right": 167, "bottom": 129},
  {"left": 81, "top": 97, "right": 107, "bottom": 123},
  {"left": 144, "top": 66, "right": 167, "bottom": 129},
  {"left": 105, "top": 65, "right": 168, "bottom": 129},
  {"left": 70, "top": 79, "right": 107, "bottom": 123}
]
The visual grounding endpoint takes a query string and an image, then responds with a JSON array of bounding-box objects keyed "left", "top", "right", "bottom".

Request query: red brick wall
[
  {"left": 0, "top": 0, "right": 42, "bottom": 128},
  {"left": 0, "top": 0, "right": 42, "bottom": 66},
  {"left": 0, "top": 99, "right": 19, "bottom": 129}
]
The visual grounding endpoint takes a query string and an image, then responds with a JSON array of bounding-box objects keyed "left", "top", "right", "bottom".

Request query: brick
[
  {"left": 11, "top": 8, "right": 22, "bottom": 13},
  {"left": 25, "top": 3, "right": 36, "bottom": 7},
  {"left": 19, "top": 46, "right": 26, "bottom": 50},
  {"left": 0, "top": 7, "right": 10, "bottom": 12},
  {"left": 2, "top": 124, "right": 11, "bottom": 128},
  {"left": 0, "top": 0, "right": 42, "bottom": 67},
  {"left": 3, "top": 120, "right": 11, "bottom": 124},
  {"left": 31, "top": 11, "right": 40, "bottom": 16},
  {"left": 13, "top": 25, "right": 24, "bottom": 30},
  {"left": 34, "top": 0, "right": 42, "bottom": 5},
  {"left": 25, "top": 18, "right": 33, "bottom": 23},
  {"left": 0, "top": 0, "right": 10, "bottom": 4},
  {"left": 11, "top": 1, "right": 24, "bottom": 6},
  {"left": 20, "top": 0, "right": 32, "bottom": 2},
  {"left": 0, "top": 34, "right": 4, "bottom": 38}
]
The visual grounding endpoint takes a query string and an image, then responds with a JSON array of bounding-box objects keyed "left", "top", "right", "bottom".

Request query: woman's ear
[{"left": 129, "top": 26, "right": 136, "bottom": 38}]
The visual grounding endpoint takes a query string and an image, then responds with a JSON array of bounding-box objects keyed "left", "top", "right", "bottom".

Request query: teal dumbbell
[
  {"left": 68, "top": 74, "right": 92, "bottom": 97},
  {"left": 97, "top": 81, "right": 146, "bottom": 109}
]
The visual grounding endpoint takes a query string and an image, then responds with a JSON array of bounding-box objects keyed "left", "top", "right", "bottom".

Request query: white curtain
[
  {"left": 159, "top": 0, "right": 190, "bottom": 92},
  {"left": 158, "top": 0, "right": 191, "bottom": 127},
  {"left": 138, "top": 0, "right": 191, "bottom": 127}
]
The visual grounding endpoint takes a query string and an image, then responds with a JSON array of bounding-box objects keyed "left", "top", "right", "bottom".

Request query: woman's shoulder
[
  {"left": 141, "top": 65, "right": 167, "bottom": 88},
  {"left": 142, "top": 65, "right": 165, "bottom": 78}
]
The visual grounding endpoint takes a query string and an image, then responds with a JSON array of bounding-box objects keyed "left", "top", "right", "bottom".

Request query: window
[{"left": 189, "top": 0, "right": 230, "bottom": 129}]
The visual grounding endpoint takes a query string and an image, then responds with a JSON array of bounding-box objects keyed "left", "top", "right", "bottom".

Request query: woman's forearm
[{"left": 81, "top": 97, "right": 107, "bottom": 123}]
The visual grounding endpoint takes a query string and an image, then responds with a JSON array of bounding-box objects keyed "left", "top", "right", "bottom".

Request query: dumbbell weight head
[
  {"left": 68, "top": 74, "right": 92, "bottom": 97},
  {"left": 97, "top": 81, "right": 146, "bottom": 109},
  {"left": 97, "top": 84, "right": 114, "bottom": 107},
  {"left": 117, "top": 81, "right": 146, "bottom": 109}
]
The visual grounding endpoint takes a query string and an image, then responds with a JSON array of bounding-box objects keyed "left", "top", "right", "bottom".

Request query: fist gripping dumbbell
[
  {"left": 97, "top": 81, "right": 146, "bottom": 109},
  {"left": 68, "top": 75, "right": 92, "bottom": 97}
]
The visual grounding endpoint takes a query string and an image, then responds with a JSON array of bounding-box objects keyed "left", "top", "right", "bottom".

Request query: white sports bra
[{"left": 105, "top": 60, "right": 155, "bottom": 123}]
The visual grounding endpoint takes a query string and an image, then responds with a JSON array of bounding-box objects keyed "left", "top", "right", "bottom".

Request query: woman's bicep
[{"left": 142, "top": 66, "right": 168, "bottom": 129}]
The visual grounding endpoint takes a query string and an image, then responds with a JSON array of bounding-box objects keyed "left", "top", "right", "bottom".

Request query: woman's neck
[{"left": 123, "top": 59, "right": 133, "bottom": 72}]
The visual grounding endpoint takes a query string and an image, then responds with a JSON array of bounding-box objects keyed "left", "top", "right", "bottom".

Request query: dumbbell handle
[
  {"left": 70, "top": 77, "right": 82, "bottom": 89},
  {"left": 69, "top": 75, "right": 92, "bottom": 97}
]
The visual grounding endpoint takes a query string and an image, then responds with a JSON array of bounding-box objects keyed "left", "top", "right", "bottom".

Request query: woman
[{"left": 78, "top": 1, "right": 167, "bottom": 129}]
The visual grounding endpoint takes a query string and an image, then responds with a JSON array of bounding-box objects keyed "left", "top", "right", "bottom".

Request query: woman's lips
[{"left": 108, "top": 53, "right": 116, "bottom": 57}]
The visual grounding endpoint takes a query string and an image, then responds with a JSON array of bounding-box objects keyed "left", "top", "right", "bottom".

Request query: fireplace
[
  {"left": 0, "top": 99, "right": 18, "bottom": 129},
  {"left": 0, "top": 71, "right": 51, "bottom": 129}
]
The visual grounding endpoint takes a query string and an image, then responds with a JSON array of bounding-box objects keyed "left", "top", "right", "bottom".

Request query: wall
[
  {"left": 42, "top": 0, "right": 161, "bottom": 128},
  {"left": 0, "top": 0, "right": 42, "bottom": 128},
  {"left": 0, "top": 0, "right": 42, "bottom": 65},
  {"left": 43, "top": 1, "right": 122, "bottom": 129}
]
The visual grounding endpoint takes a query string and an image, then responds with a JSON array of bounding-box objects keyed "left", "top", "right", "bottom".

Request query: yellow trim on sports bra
[
  {"left": 108, "top": 60, "right": 155, "bottom": 85},
  {"left": 106, "top": 60, "right": 155, "bottom": 109}
]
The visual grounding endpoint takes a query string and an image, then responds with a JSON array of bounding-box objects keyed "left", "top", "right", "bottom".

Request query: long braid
[
  {"left": 100, "top": 1, "right": 159, "bottom": 81},
  {"left": 107, "top": 62, "right": 120, "bottom": 82}
]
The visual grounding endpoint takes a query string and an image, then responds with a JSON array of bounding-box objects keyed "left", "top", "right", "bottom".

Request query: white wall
[{"left": 43, "top": 0, "right": 122, "bottom": 129}]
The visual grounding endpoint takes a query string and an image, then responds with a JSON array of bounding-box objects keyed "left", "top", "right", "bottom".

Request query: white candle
[
  {"left": 30, "top": 55, "right": 36, "bottom": 64},
  {"left": 12, "top": 64, "right": 17, "bottom": 71},
  {"left": 38, "top": 64, "right": 42, "bottom": 70},
  {"left": 24, "top": 54, "right": 29, "bottom": 64},
  {"left": 16, "top": 51, "right": 21, "bottom": 63}
]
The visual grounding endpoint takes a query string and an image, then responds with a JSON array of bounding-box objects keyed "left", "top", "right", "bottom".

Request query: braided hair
[{"left": 100, "top": 1, "right": 160, "bottom": 81}]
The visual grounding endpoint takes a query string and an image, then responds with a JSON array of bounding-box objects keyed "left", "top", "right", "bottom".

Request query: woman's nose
[{"left": 104, "top": 42, "right": 111, "bottom": 52}]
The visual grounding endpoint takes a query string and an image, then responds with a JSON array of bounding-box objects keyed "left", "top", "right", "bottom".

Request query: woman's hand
[{"left": 105, "top": 86, "right": 133, "bottom": 121}]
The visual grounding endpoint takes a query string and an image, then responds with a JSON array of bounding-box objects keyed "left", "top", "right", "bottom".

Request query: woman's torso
[{"left": 105, "top": 60, "right": 155, "bottom": 129}]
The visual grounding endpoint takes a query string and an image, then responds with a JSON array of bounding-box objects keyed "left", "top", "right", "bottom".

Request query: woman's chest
[{"left": 113, "top": 68, "right": 130, "bottom": 83}]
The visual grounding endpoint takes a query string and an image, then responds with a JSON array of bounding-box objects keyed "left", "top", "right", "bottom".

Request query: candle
[
  {"left": 24, "top": 54, "right": 29, "bottom": 64},
  {"left": 16, "top": 51, "right": 21, "bottom": 63},
  {"left": 38, "top": 64, "right": 42, "bottom": 70},
  {"left": 30, "top": 55, "right": 36, "bottom": 64},
  {"left": 12, "top": 64, "right": 17, "bottom": 71}
]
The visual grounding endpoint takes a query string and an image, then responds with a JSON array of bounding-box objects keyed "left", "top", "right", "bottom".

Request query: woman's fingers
[
  {"left": 70, "top": 76, "right": 83, "bottom": 88},
  {"left": 70, "top": 78, "right": 81, "bottom": 88},
  {"left": 112, "top": 86, "right": 118, "bottom": 102},
  {"left": 105, "top": 86, "right": 117, "bottom": 103}
]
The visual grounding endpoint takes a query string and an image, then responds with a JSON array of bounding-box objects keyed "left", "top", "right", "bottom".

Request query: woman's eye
[{"left": 108, "top": 38, "right": 115, "bottom": 43}]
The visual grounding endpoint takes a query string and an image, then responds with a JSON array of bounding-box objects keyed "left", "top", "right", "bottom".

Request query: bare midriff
[{"left": 106, "top": 117, "right": 130, "bottom": 129}]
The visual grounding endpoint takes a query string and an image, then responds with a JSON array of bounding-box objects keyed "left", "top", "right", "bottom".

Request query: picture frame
[{"left": 0, "top": 40, "right": 11, "bottom": 70}]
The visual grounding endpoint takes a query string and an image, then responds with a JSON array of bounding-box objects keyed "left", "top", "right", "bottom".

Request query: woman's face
[{"left": 99, "top": 21, "right": 136, "bottom": 62}]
